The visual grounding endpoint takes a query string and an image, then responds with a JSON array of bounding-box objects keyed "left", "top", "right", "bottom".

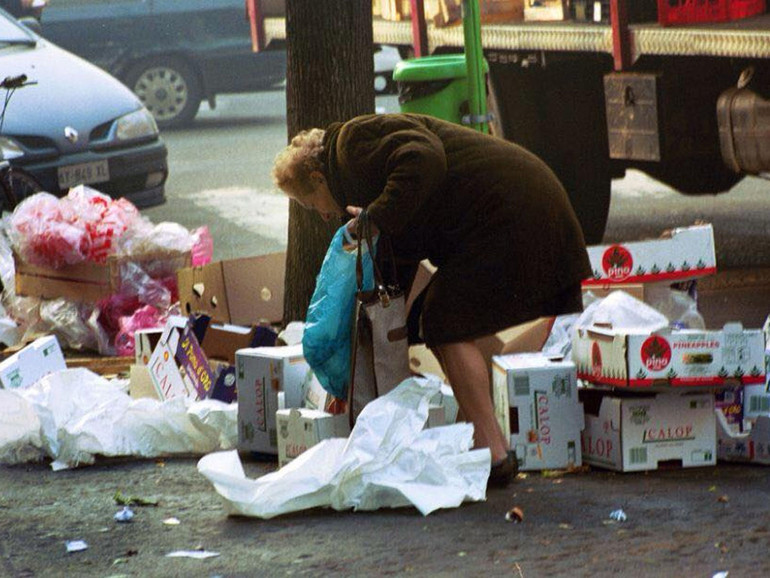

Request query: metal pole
[{"left": 462, "top": 0, "right": 488, "bottom": 133}]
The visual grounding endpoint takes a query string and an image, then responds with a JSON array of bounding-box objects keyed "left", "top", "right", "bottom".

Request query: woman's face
[{"left": 288, "top": 174, "right": 344, "bottom": 222}]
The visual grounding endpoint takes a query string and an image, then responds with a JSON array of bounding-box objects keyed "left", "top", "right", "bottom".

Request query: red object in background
[
  {"left": 657, "top": 0, "right": 765, "bottom": 26},
  {"left": 245, "top": 0, "right": 265, "bottom": 52}
]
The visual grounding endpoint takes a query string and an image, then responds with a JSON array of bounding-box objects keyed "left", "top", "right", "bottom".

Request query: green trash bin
[{"left": 393, "top": 54, "right": 488, "bottom": 126}]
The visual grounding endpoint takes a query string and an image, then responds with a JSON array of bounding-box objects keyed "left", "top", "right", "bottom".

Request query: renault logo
[{"left": 64, "top": 126, "right": 78, "bottom": 144}]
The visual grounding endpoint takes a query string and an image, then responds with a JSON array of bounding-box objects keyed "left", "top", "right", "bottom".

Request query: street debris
[
  {"left": 609, "top": 509, "right": 628, "bottom": 522},
  {"left": 198, "top": 377, "right": 490, "bottom": 518},
  {"left": 718, "top": 495, "right": 730, "bottom": 503},
  {"left": 162, "top": 517, "right": 181, "bottom": 526},
  {"left": 65, "top": 540, "right": 88, "bottom": 553},
  {"left": 165, "top": 550, "right": 220, "bottom": 559},
  {"left": 505, "top": 506, "right": 524, "bottom": 523},
  {"left": 713, "top": 572, "right": 729, "bottom": 578},
  {"left": 113, "top": 506, "right": 135, "bottom": 523},
  {"left": 114, "top": 491, "right": 159, "bottom": 507}
]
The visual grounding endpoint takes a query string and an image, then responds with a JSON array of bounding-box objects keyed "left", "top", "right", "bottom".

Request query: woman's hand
[{"left": 345, "top": 206, "right": 379, "bottom": 240}]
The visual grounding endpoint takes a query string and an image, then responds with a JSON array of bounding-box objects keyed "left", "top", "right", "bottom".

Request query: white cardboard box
[
  {"left": 717, "top": 411, "right": 770, "bottom": 465},
  {"left": 583, "top": 224, "right": 716, "bottom": 286},
  {"left": 580, "top": 390, "right": 716, "bottom": 472},
  {"left": 492, "top": 353, "right": 584, "bottom": 471},
  {"left": 276, "top": 408, "right": 350, "bottom": 467},
  {"left": 0, "top": 335, "right": 66, "bottom": 389},
  {"left": 743, "top": 383, "right": 770, "bottom": 419},
  {"left": 236, "top": 345, "right": 314, "bottom": 454},
  {"left": 146, "top": 316, "right": 214, "bottom": 401},
  {"left": 134, "top": 328, "right": 163, "bottom": 366},
  {"left": 573, "top": 322, "right": 765, "bottom": 389}
]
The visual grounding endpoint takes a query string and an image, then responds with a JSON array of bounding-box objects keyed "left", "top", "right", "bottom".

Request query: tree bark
[{"left": 282, "top": 0, "right": 374, "bottom": 324}]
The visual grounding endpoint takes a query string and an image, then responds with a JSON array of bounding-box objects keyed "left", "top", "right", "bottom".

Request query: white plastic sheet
[
  {"left": 576, "top": 290, "right": 669, "bottom": 332},
  {"left": 0, "top": 368, "right": 237, "bottom": 469},
  {"left": 198, "top": 377, "right": 491, "bottom": 519}
]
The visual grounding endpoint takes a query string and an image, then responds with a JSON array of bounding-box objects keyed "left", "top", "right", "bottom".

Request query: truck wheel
[{"left": 124, "top": 57, "right": 202, "bottom": 129}]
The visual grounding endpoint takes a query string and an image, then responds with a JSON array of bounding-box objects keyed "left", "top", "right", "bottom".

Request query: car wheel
[
  {"left": 0, "top": 166, "right": 43, "bottom": 210},
  {"left": 124, "top": 57, "right": 202, "bottom": 129}
]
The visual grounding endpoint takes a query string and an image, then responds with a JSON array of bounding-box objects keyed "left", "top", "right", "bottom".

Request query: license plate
[{"left": 57, "top": 160, "right": 110, "bottom": 189}]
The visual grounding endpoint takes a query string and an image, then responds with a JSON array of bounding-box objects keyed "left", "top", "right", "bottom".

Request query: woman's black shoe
[{"left": 488, "top": 450, "right": 518, "bottom": 489}]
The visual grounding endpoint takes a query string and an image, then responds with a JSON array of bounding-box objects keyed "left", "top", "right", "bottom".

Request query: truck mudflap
[{"left": 718, "top": 86, "right": 770, "bottom": 174}]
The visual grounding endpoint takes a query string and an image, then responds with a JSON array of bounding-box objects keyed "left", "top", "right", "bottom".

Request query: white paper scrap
[{"left": 166, "top": 550, "right": 220, "bottom": 559}]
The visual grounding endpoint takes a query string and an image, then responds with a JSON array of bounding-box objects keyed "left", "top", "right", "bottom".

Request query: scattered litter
[
  {"left": 65, "top": 540, "right": 88, "bottom": 553},
  {"left": 505, "top": 506, "right": 524, "bottom": 523},
  {"left": 113, "top": 506, "right": 134, "bottom": 523},
  {"left": 609, "top": 509, "right": 627, "bottom": 522},
  {"left": 165, "top": 550, "right": 220, "bottom": 560},
  {"left": 558, "top": 523, "right": 573, "bottom": 530},
  {"left": 198, "top": 377, "right": 490, "bottom": 518},
  {"left": 718, "top": 495, "right": 730, "bottom": 503},
  {"left": 163, "top": 517, "right": 181, "bottom": 526},
  {"left": 114, "top": 490, "right": 159, "bottom": 507},
  {"left": 457, "top": 551, "right": 467, "bottom": 557},
  {"left": 713, "top": 572, "right": 729, "bottom": 578}
]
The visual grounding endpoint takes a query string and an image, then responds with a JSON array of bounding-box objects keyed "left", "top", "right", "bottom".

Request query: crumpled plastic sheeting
[
  {"left": 576, "top": 290, "right": 669, "bottom": 331},
  {"left": 0, "top": 368, "right": 237, "bottom": 470},
  {"left": 198, "top": 377, "right": 491, "bottom": 519}
]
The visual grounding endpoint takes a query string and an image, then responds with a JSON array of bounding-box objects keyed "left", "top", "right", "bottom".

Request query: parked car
[
  {"left": 39, "top": 0, "right": 400, "bottom": 129},
  {"left": 0, "top": 9, "right": 168, "bottom": 208},
  {"left": 40, "top": 0, "right": 288, "bottom": 129}
]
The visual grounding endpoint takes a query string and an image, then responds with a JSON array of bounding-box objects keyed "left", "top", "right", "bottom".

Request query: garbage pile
[
  {"left": 0, "top": 186, "right": 212, "bottom": 355},
  {"left": 1, "top": 219, "right": 770, "bottom": 518}
]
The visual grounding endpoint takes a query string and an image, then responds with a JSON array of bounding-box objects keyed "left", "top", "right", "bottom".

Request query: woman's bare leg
[{"left": 432, "top": 340, "right": 509, "bottom": 464}]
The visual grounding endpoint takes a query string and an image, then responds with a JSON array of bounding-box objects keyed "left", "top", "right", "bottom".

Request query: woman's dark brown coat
[{"left": 320, "top": 113, "right": 592, "bottom": 346}]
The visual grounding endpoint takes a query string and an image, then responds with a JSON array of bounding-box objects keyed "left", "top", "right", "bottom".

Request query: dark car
[
  {"left": 0, "top": 9, "right": 167, "bottom": 207},
  {"left": 40, "top": 0, "right": 287, "bottom": 129}
]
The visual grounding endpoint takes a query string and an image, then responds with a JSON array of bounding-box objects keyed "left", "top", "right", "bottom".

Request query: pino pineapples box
[
  {"left": 580, "top": 389, "right": 716, "bottom": 472},
  {"left": 583, "top": 224, "right": 716, "bottom": 286},
  {"left": 573, "top": 322, "right": 765, "bottom": 389}
]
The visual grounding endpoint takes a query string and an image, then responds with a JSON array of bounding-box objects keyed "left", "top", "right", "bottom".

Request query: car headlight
[
  {"left": 0, "top": 136, "right": 24, "bottom": 160},
  {"left": 115, "top": 108, "right": 159, "bottom": 141}
]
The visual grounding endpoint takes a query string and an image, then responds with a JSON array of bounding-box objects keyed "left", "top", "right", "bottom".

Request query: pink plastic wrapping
[
  {"left": 191, "top": 226, "right": 213, "bottom": 266},
  {"left": 114, "top": 305, "right": 165, "bottom": 357}
]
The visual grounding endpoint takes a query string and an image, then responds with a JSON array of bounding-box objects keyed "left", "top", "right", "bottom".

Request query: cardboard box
[
  {"left": 0, "top": 335, "right": 66, "bottom": 389},
  {"left": 134, "top": 329, "right": 163, "bottom": 366},
  {"left": 236, "top": 345, "right": 316, "bottom": 454},
  {"left": 715, "top": 386, "right": 744, "bottom": 434},
  {"left": 580, "top": 389, "right": 717, "bottom": 472},
  {"left": 276, "top": 408, "right": 350, "bottom": 467},
  {"left": 15, "top": 251, "right": 190, "bottom": 303},
  {"left": 743, "top": 383, "right": 770, "bottom": 419},
  {"left": 583, "top": 224, "right": 716, "bottom": 286},
  {"left": 177, "top": 252, "right": 285, "bottom": 326},
  {"left": 147, "top": 316, "right": 215, "bottom": 401},
  {"left": 129, "top": 364, "right": 160, "bottom": 400},
  {"left": 492, "top": 353, "right": 584, "bottom": 470},
  {"left": 429, "top": 382, "right": 459, "bottom": 425},
  {"left": 378, "top": 0, "right": 523, "bottom": 26},
  {"left": 573, "top": 322, "right": 765, "bottom": 389},
  {"left": 717, "top": 412, "right": 770, "bottom": 465},
  {"left": 477, "top": 317, "right": 556, "bottom": 370},
  {"left": 524, "top": 0, "right": 566, "bottom": 21}
]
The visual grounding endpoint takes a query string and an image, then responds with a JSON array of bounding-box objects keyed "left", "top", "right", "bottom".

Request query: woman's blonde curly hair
[{"left": 271, "top": 128, "right": 326, "bottom": 197}]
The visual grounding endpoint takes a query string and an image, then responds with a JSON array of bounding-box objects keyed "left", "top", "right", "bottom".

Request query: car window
[{"left": 0, "top": 10, "right": 33, "bottom": 42}]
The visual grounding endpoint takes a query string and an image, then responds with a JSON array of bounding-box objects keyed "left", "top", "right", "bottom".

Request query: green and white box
[
  {"left": 276, "top": 408, "right": 350, "bottom": 467},
  {"left": 492, "top": 353, "right": 584, "bottom": 471},
  {"left": 0, "top": 335, "right": 65, "bottom": 389}
]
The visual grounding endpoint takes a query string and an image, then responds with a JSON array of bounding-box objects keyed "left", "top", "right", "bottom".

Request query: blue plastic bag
[{"left": 302, "top": 225, "right": 375, "bottom": 399}]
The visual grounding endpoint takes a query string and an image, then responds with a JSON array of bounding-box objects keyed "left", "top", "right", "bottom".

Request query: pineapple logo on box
[
  {"left": 601, "top": 245, "right": 633, "bottom": 280},
  {"left": 641, "top": 336, "right": 672, "bottom": 372}
]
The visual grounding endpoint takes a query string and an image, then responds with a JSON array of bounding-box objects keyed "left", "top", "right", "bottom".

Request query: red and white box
[
  {"left": 580, "top": 389, "right": 716, "bottom": 472},
  {"left": 583, "top": 224, "right": 716, "bottom": 286},
  {"left": 236, "top": 345, "right": 315, "bottom": 455},
  {"left": 492, "top": 353, "right": 584, "bottom": 471},
  {"left": 573, "top": 322, "right": 765, "bottom": 389}
]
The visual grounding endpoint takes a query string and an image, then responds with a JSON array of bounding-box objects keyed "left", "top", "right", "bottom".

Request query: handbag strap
[{"left": 355, "top": 210, "right": 391, "bottom": 306}]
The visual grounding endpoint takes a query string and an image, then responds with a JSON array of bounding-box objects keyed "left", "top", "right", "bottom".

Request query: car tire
[
  {"left": 0, "top": 167, "right": 43, "bottom": 210},
  {"left": 123, "top": 57, "right": 202, "bottom": 129}
]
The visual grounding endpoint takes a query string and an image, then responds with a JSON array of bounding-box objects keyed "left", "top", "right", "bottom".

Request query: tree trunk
[{"left": 282, "top": 0, "right": 374, "bottom": 324}]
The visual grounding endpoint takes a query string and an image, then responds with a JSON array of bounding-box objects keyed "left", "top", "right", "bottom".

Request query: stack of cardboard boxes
[{"left": 576, "top": 224, "right": 767, "bottom": 471}]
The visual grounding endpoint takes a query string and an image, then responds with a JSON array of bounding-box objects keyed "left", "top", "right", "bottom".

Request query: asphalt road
[{"left": 145, "top": 89, "right": 770, "bottom": 327}]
